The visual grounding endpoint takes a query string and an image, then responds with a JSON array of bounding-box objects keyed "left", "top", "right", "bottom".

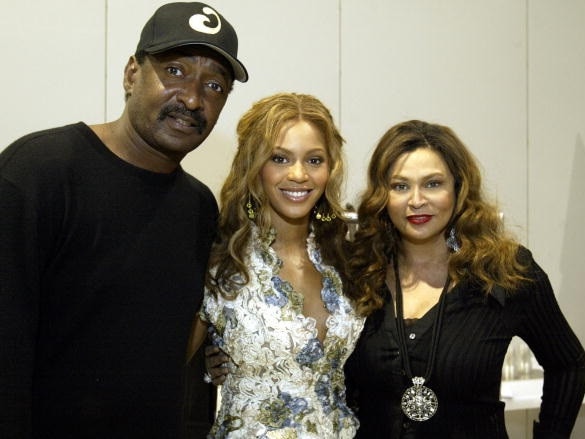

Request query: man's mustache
[{"left": 158, "top": 105, "right": 207, "bottom": 135}]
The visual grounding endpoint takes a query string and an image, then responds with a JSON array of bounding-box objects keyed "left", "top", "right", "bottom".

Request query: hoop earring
[
  {"left": 446, "top": 226, "right": 460, "bottom": 253},
  {"left": 246, "top": 196, "right": 256, "bottom": 220}
]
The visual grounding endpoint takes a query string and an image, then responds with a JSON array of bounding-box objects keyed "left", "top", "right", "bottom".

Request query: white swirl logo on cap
[{"left": 189, "top": 7, "right": 221, "bottom": 35}]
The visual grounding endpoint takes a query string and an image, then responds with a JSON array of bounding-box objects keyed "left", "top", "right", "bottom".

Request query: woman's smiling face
[
  {"left": 386, "top": 147, "right": 456, "bottom": 247},
  {"left": 260, "top": 120, "right": 330, "bottom": 227}
]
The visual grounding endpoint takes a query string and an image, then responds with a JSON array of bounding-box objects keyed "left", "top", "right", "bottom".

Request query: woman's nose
[
  {"left": 408, "top": 187, "right": 427, "bottom": 208},
  {"left": 288, "top": 162, "right": 308, "bottom": 181}
]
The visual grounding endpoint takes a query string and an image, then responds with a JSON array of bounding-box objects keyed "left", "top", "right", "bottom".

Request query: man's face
[{"left": 124, "top": 46, "right": 233, "bottom": 164}]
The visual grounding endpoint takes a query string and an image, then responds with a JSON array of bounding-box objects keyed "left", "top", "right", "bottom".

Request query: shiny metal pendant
[{"left": 401, "top": 376, "right": 438, "bottom": 421}]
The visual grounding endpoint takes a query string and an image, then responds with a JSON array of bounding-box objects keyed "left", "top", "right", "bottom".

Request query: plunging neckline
[{"left": 273, "top": 274, "right": 332, "bottom": 344}]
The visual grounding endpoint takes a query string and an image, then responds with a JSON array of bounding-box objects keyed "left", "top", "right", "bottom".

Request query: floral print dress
[{"left": 200, "top": 226, "right": 365, "bottom": 438}]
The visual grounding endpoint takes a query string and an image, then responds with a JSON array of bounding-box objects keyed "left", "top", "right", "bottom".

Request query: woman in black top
[{"left": 344, "top": 120, "right": 585, "bottom": 438}]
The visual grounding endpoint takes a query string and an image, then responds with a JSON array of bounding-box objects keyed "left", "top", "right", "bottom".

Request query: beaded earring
[
  {"left": 446, "top": 226, "right": 461, "bottom": 253},
  {"left": 313, "top": 205, "right": 336, "bottom": 222},
  {"left": 246, "top": 196, "right": 256, "bottom": 220}
]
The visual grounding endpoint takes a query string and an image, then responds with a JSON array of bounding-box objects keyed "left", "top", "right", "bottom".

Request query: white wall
[
  {"left": 0, "top": 0, "right": 106, "bottom": 144},
  {"left": 2, "top": 1, "right": 584, "bottom": 437}
]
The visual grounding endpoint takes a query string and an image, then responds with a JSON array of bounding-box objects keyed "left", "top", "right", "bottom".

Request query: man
[{"left": 0, "top": 2, "right": 247, "bottom": 438}]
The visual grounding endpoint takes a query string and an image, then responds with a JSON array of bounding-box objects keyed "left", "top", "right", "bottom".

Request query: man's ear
[{"left": 123, "top": 55, "right": 139, "bottom": 96}]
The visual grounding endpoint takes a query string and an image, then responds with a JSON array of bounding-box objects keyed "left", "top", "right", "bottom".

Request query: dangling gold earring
[
  {"left": 246, "top": 196, "right": 256, "bottom": 219},
  {"left": 313, "top": 205, "right": 336, "bottom": 222}
]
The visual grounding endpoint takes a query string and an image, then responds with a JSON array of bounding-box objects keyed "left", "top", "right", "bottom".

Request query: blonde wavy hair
[
  {"left": 207, "top": 92, "right": 347, "bottom": 298},
  {"left": 346, "top": 120, "right": 528, "bottom": 316}
]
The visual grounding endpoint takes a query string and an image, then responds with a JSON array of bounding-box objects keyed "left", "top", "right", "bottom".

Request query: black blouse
[{"left": 345, "top": 248, "right": 585, "bottom": 438}]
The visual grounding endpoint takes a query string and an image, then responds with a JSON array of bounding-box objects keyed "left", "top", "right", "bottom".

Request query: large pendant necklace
[{"left": 393, "top": 259, "right": 450, "bottom": 422}]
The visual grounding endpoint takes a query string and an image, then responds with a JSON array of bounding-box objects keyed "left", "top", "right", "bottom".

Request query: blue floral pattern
[{"left": 201, "top": 225, "right": 364, "bottom": 438}]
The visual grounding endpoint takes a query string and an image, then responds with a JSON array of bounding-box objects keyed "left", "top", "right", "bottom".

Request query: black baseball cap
[{"left": 136, "top": 2, "right": 248, "bottom": 82}]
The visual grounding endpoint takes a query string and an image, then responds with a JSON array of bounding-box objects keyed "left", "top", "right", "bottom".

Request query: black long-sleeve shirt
[
  {"left": 346, "top": 247, "right": 585, "bottom": 438},
  {"left": 0, "top": 123, "right": 218, "bottom": 438}
]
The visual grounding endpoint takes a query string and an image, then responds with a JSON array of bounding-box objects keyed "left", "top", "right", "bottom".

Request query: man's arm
[{"left": 0, "top": 177, "right": 39, "bottom": 438}]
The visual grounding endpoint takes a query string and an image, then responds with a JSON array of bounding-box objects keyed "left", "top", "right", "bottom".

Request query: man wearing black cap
[{"left": 0, "top": 3, "right": 247, "bottom": 438}]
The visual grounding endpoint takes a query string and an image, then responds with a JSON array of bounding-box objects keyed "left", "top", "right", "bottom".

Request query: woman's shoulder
[
  {"left": 515, "top": 245, "right": 534, "bottom": 263},
  {"left": 515, "top": 245, "right": 549, "bottom": 281}
]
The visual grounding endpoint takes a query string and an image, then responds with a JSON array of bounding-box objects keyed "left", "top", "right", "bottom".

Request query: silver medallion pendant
[{"left": 401, "top": 376, "right": 438, "bottom": 421}]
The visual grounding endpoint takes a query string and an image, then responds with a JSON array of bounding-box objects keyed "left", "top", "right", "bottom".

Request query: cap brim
[{"left": 145, "top": 42, "right": 248, "bottom": 83}]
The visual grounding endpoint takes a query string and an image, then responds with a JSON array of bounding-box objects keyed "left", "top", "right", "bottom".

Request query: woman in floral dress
[{"left": 187, "top": 93, "right": 365, "bottom": 438}]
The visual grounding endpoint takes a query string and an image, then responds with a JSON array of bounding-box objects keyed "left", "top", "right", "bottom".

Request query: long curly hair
[
  {"left": 207, "top": 92, "right": 347, "bottom": 298},
  {"left": 346, "top": 120, "right": 528, "bottom": 316}
]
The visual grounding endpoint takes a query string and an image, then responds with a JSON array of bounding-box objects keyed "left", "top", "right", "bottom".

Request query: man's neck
[{"left": 90, "top": 119, "right": 180, "bottom": 174}]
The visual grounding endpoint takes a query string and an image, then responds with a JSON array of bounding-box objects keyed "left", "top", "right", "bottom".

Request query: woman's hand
[{"left": 204, "top": 345, "right": 230, "bottom": 385}]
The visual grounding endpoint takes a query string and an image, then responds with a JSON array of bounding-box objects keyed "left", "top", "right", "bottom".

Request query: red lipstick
[{"left": 407, "top": 215, "right": 432, "bottom": 225}]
